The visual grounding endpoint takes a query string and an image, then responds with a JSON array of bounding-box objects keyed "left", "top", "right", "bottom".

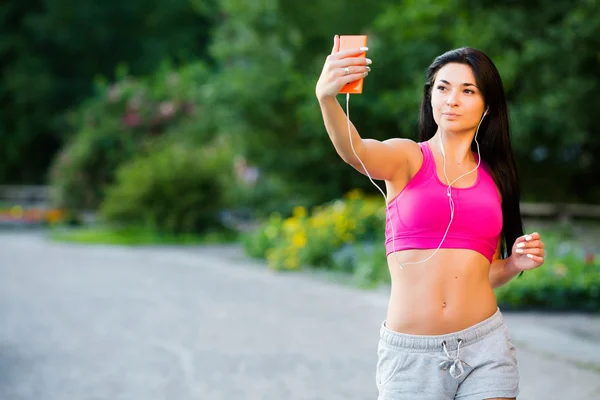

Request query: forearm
[
  {"left": 317, "top": 95, "right": 365, "bottom": 165},
  {"left": 489, "top": 257, "right": 521, "bottom": 289}
]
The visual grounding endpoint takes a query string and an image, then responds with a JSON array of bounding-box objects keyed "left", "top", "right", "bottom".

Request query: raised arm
[{"left": 315, "top": 35, "right": 415, "bottom": 181}]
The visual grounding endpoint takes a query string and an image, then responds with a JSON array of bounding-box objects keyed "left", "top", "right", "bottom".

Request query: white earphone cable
[
  {"left": 345, "top": 92, "right": 486, "bottom": 269},
  {"left": 345, "top": 93, "right": 402, "bottom": 267}
]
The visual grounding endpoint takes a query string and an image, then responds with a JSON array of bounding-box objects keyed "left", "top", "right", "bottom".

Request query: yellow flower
[
  {"left": 292, "top": 232, "right": 307, "bottom": 248},
  {"left": 284, "top": 257, "right": 299, "bottom": 269},
  {"left": 310, "top": 214, "right": 326, "bottom": 228},
  {"left": 283, "top": 218, "right": 299, "bottom": 231},
  {"left": 335, "top": 215, "right": 349, "bottom": 235},
  {"left": 9, "top": 205, "right": 24, "bottom": 219},
  {"left": 345, "top": 188, "right": 364, "bottom": 200},
  {"left": 293, "top": 206, "right": 307, "bottom": 219},
  {"left": 45, "top": 209, "right": 64, "bottom": 224}
]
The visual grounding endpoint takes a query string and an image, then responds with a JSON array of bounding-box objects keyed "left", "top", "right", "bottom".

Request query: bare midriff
[{"left": 384, "top": 248, "right": 498, "bottom": 335}]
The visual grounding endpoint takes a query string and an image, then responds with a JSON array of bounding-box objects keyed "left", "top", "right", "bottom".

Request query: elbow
[
  {"left": 344, "top": 155, "right": 362, "bottom": 169},
  {"left": 341, "top": 142, "right": 366, "bottom": 168}
]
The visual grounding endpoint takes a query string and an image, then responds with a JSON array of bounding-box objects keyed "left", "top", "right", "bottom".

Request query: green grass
[{"left": 48, "top": 225, "right": 239, "bottom": 246}]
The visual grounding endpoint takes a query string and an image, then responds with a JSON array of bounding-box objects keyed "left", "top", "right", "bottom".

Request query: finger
[
  {"left": 331, "top": 34, "right": 339, "bottom": 55},
  {"left": 330, "top": 57, "right": 372, "bottom": 68},
  {"left": 525, "top": 232, "right": 541, "bottom": 241},
  {"left": 524, "top": 254, "right": 544, "bottom": 265},
  {"left": 515, "top": 247, "right": 544, "bottom": 256},
  {"left": 515, "top": 232, "right": 540, "bottom": 244},
  {"left": 337, "top": 71, "right": 369, "bottom": 86},
  {"left": 515, "top": 247, "right": 544, "bottom": 255},
  {"left": 329, "top": 46, "right": 369, "bottom": 61},
  {"left": 516, "top": 239, "right": 541, "bottom": 249},
  {"left": 335, "top": 65, "right": 371, "bottom": 77}
]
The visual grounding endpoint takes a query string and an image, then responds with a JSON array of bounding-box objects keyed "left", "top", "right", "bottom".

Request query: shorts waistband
[{"left": 380, "top": 308, "right": 504, "bottom": 352}]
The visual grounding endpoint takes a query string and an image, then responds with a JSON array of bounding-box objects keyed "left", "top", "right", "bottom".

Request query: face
[{"left": 430, "top": 63, "right": 487, "bottom": 133}]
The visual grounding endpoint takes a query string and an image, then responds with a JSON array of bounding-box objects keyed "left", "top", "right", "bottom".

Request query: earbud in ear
[{"left": 484, "top": 106, "right": 490, "bottom": 116}]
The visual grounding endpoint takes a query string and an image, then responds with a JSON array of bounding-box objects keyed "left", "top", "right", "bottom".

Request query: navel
[{"left": 442, "top": 301, "right": 447, "bottom": 308}]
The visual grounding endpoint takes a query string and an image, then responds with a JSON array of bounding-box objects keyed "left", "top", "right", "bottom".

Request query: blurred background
[{"left": 0, "top": 0, "right": 599, "bottom": 399}]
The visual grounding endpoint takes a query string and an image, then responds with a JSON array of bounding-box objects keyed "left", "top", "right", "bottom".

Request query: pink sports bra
[{"left": 385, "top": 141, "right": 502, "bottom": 263}]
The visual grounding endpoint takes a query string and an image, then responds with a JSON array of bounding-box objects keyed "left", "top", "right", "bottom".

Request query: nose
[{"left": 446, "top": 89, "right": 459, "bottom": 107}]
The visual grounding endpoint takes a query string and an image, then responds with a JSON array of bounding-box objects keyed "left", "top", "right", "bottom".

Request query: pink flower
[
  {"left": 122, "top": 112, "right": 141, "bottom": 127},
  {"left": 585, "top": 252, "right": 595, "bottom": 265}
]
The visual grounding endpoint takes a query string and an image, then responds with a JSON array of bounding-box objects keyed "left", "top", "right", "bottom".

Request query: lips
[{"left": 442, "top": 113, "right": 460, "bottom": 117}]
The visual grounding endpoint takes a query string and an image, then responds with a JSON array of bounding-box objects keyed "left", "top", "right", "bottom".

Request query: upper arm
[{"left": 349, "top": 138, "right": 420, "bottom": 181}]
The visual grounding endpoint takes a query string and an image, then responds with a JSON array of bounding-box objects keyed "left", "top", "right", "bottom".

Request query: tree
[
  {"left": 208, "top": 0, "right": 600, "bottom": 213},
  {"left": 0, "top": 0, "right": 217, "bottom": 183}
]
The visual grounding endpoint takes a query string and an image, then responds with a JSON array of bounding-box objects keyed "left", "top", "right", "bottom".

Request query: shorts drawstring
[{"left": 439, "top": 338, "right": 466, "bottom": 379}]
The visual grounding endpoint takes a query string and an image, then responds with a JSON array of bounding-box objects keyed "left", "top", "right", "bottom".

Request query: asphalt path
[{"left": 1, "top": 232, "right": 599, "bottom": 400}]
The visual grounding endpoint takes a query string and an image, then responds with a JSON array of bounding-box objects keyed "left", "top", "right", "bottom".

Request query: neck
[{"left": 433, "top": 129, "right": 476, "bottom": 165}]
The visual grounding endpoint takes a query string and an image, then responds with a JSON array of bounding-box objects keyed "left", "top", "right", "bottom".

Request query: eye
[
  {"left": 437, "top": 86, "right": 447, "bottom": 92},
  {"left": 464, "top": 89, "right": 475, "bottom": 94}
]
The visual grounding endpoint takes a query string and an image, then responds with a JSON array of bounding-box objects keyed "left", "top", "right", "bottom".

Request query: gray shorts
[{"left": 376, "top": 308, "right": 519, "bottom": 400}]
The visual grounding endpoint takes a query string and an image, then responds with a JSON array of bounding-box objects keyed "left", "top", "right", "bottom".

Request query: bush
[
  {"left": 49, "top": 62, "right": 216, "bottom": 211},
  {"left": 495, "top": 233, "right": 600, "bottom": 312},
  {"left": 241, "top": 189, "right": 386, "bottom": 271},
  {"left": 49, "top": 121, "right": 139, "bottom": 210},
  {"left": 99, "top": 138, "right": 234, "bottom": 234}
]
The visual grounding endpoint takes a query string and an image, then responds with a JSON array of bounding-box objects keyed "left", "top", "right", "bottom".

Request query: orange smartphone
[{"left": 338, "top": 35, "right": 368, "bottom": 94}]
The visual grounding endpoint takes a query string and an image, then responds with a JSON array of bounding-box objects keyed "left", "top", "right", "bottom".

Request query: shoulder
[
  {"left": 381, "top": 138, "right": 423, "bottom": 162},
  {"left": 381, "top": 138, "right": 426, "bottom": 178}
]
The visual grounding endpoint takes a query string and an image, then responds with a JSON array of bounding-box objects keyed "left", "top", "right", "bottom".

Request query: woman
[{"left": 315, "top": 35, "right": 545, "bottom": 400}]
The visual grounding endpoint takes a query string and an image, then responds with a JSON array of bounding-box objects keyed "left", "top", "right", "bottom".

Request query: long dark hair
[{"left": 418, "top": 47, "right": 524, "bottom": 262}]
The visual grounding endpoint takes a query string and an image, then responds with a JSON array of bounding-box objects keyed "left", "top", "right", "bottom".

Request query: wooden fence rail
[
  {"left": 520, "top": 203, "right": 600, "bottom": 219},
  {"left": 0, "top": 185, "right": 52, "bottom": 206}
]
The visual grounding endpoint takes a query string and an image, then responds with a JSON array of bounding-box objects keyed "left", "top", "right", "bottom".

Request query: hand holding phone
[
  {"left": 337, "top": 35, "right": 369, "bottom": 94},
  {"left": 315, "top": 34, "right": 370, "bottom": 99}
]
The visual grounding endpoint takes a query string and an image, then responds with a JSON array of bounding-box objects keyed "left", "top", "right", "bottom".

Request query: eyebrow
[{"left": 439, "top": 79, "right": 478, "bottom": 88}]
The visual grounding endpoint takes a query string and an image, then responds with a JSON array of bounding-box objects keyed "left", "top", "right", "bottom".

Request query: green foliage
[
  {"left": 48, "top": 225, "right": 238, "bottom": 246},
  {"left": 5, "top": 0, "right": 600, "bottom": 229},
  {"left": 447, "top": 0, "right": 600, "bottom": 202},
  {"left": 349, "top": 0, "right": 600, "bottom": 203},
  {"left": 206, "top": 0, "right": 387, "bottom": 214},
  {"left": 207, "top": 0, "right": 600, "bottom": 215},
  {"left": 49, "top": 62, "right": 215, "bottom": 210},
  {"left": 100, "top": 138, "right": 234, "bottom": 234},
  {"left": 496, "top": 232, "right": 600, "bottom": 312},
  {"left": 0, "top": 0, "right": 217, "bottom": 183}
]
